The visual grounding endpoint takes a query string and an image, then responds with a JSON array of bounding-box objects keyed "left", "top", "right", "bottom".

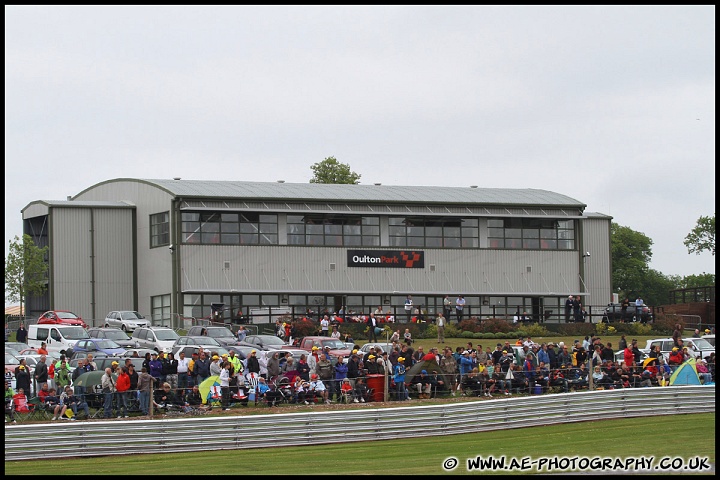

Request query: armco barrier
[{"left": 5, "top": 386, "right": 714, "bottom": 461}]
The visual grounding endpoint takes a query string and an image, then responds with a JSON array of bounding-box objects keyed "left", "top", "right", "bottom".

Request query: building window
[
  {"left": 150, "top": 212, "right": 170, "bottom": 247},
  {"left": 388, "top": 217, "right": 478, "bottom": 248},
  {"left": 287, "top": 215, "right": 379, "bottom": 246},
  {"left": 151, "top": 294, "right": 171, "bottom": 324},
  {"left": 181, "top": 211, "right": 278, "bottom": 245},
  {"left": 488, "top": 218, "right": 575, "bottom": 250}
]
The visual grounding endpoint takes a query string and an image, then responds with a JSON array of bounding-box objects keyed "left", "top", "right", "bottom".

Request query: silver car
[{"left": 104, "top": 311, "right": 149, "bottom": 332}]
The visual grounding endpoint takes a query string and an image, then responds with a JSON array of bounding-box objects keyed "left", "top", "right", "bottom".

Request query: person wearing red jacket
[
  {"left": 623, "top": 346, "right": 635, "bottom": 369},
  {"left": 115, "top": 366, "right": 131, "bottom": 418}
]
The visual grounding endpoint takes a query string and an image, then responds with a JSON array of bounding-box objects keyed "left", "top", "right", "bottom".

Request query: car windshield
[
  {"left": 6, "top": 353, "right": 20, "bottom": 364},
  {"left": 321, "top": 339, "right": 347, "bottom": 349},
  {"left": 63, "top": 327, "right": 90, "bottom": 340},
  {"left": 57, "top": 311, "right": 80, "bottom": 320},
  {"left": 207, "top": 328, "right": 234, "bottom": 339},
  {"left": 103, "top": 330, "right": 131, "bottom": 341},
  {"left": 121, "top": 311, "right": 145, "bottom": 320},
  {"left": 256, "top": 336, "right": 285, "bottom": 346},
  {"left": 95, "top": 340, "right": 122, "bottom": 349},
  {"left": 197, "top": 337, "right": 221, "bottom": 346},
  {"left": 155, "top": 330, "right": 180, "bottom": 341},
  {"left": 689, "top": 339, "right": 713, "bottom": 350}
]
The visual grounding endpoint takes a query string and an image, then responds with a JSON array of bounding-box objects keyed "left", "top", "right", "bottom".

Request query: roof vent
[
  {"left": 277, "top": 180, "right": 285, "bottom": 183},
  {"left": 66, "top": 196, "right": 72, "bottom": 201},
  {"left": 374, "top": 183, "right": 382, "bottom": 186},
  {"left": 470, "top": 185, "right": 478, "bottom": 188},
  {"left": 173, "top": 177, "right": 181, "bottom": 180}
]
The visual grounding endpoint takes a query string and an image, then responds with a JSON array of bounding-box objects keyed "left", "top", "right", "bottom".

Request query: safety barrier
[{"left": 4, "top": 385, "right": 714, "bottom": 462}]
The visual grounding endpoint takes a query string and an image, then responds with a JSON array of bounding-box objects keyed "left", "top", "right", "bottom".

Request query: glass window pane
[
  {"left": 444, "top": 226, "right": 460, "bottom": 237},
  {"left": 306, "top": 224, "right": 323, "bottom": 235},
  {"left": 259, "top": 234, "right": 277, "bottom": 245},
  {"left": 388, "top": 226, "right": 405, "bottom": 236},
  {"left": 540, "top": 239, "right": 557, "bottom": 249},
  {"left": 425, "top": 226, "right": 442, "bottom": 236},
  {"left": 444, "top": 238, "right": 461, "bottom": 248},
  {"left": 325, "top": 224, "right": 342, "bottom": 235},
  {"left": 523, "top": 229, "right": 539, "bottom": 239},
  {"left": 259, "top": 224, "right": 277, "bottom": 234},
  {"left": 241, "top": 233, "right": 258, "bottom": 244},
  {"left": 259, "top": 214, "right": 276, "bottom": 223},
  {"left": 506, "top": 228, "right": 522, "bottom": 238},
  {"left": 426, "top": 237, "right": 442, "bottom": 247},
  {"left": 240, "top": 223, "right": 258, "bottom": 233},
  {"left": 389, "top": 237, "right": 406, "bottom": 247},
  {"left": 488, "top": 228, "right": 504, "bottom": 238},
  {"left": 362, "top": 225, "right": 379, "bottom": 236},
  {"left": 488, "top": 219, "right": 503, "bottom": 228},
  {"left": 221, "top": 213, "right": 238, "bottom": 222},
  {"left": 362, "top": 217, "right": 379, "bottom": 225},
  {"left": 345, "top": 236, "right": 362, "bottom": 246},
  {"left": 182, "top": 212, "right": 200, "bottom": 222},
  {"left": 287, "top": 215, "right": 304, "bottom": 224},
  {"left": 388, "top": 217, "right": 405, "bottom": 226},
  {"left": 222, "top": 222, "right": 239, "bottom": 233},
  {"left": 462, "top": 218, "right": 478, "bottom": 227},
  {"left": 362, "top": 237, "right": 380, "bottom": 246},
  {"left": 307, "top": 235, "right": 324, "bottom": 245},
  {"left": 344, "top": 225, "right": 361, "bottom": 235},
  {"left": 462, "top": 237, "right": 478, "bottom": 248},
  {"left": 523, "top": 239, "right": 540, "bottom": 249},
  {"left": 288, "top": 235, "right": 304, "bottom": 245},
  {"left": 407, "top": 237, "right": 424, "bottom": 247},
  {"left": 407, "top": 227, "right": 424, "bottom": 236},
  {"left": 221, "top": 234, "right": 239, "bottom": 244}
]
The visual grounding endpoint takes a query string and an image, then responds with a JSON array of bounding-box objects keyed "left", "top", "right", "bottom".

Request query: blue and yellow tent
[{"left": 668, "top": 358, "right": 701, "bottom": 386}]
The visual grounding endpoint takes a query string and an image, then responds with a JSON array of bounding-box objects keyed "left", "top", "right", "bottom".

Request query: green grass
[{"left": 6, "top": 413, "right": 714, "bottom": 474}]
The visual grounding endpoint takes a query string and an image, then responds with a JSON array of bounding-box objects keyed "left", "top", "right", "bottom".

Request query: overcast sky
[{"left": 5, "top": 5, "right": 715, "bottom": 299}]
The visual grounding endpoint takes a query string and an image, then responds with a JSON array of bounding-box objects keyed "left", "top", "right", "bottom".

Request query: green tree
[
  {"left": 5, "top": 234, "right": 48, "bottom": 309},
  {"left": 309, "top": 157, "right": 361, "bottom": 184},
  {"left": 684, "top": 214, "right": 715, "bottom": 256},
  {"left": 677, "top": 273, "right": 715, "bottom": 289},
  {"left": 610, "top": 222, "right": 653, "bottom": 298}
]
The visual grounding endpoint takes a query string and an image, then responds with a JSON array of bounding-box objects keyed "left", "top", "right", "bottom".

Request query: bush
[
  {"left": 523, "top": 323, "right": 550, "bottom": 337},
  {"left": 461, "top": 330, "right": 475, "bottom": 338},
  {"left": 293, "top": 319, "right": 318, "bottom": 338},
  {"left": 458, "top": 319, "right": 482, "bottom": 333},
  {"left": 480, "top": 332, "right": 496, "bottom": 339},
  {"left": 652, "top": 314, "right": 680, "bottom": 336},
  {"left": 494, "top": 332, "right": 507, "bottom": 339},
  {"left": 625, "top": 322, "right": 653, "bottom": 336},
  {"left": 477, "top": 317, "right": 513, "bottom": 333},
  {"left": 472, "top": 332, "right": 485, "bottom": 339}
]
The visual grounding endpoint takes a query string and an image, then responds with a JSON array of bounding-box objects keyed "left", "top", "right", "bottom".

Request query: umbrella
[
  {"left": 404, "top": 359, "right": 441, "bottom": 384},
  {"left": 199, "top": 375, "right": 221, "bottom": 405},
  {"left": 72, "top": 370, "right": 105, "bottom": 387},
  {"left": 642, "top": 357, "right": 659, "bottom": 368}
]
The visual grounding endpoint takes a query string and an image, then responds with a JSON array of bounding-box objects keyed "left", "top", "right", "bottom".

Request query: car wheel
[
  {"left": 121, "top": 325, "right": 127, "bottom": 332},
  {"left": 105, "top": 324, "right": 110, "bottom": 328}
]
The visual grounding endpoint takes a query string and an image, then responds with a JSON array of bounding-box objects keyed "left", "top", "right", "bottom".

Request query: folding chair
[
  {"left": 27, "top": 396, "right": 54, "bottom": 421},
  {"left": 11, "top": 394, "right": 39, "bottom": 422}
]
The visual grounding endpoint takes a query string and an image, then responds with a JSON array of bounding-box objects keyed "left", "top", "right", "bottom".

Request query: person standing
[
  {"left": 137, "top": 367, "right": 154, "bottom": 416},
  {"left": 620, "top": 298, "right": 630, "bottom": 322},
  {"left": 443, "top": 295, "right": 453, "bottom": 319},
  {"left": 115, "top": 366, "right": 131, "bottom": 418},
  {"left": 455, "top": 295, "right": 466, "bottom": 323},
  {"left": 436, "top": 312, "right": 446, "bottom": 343},
  {"left": 101, "top": 368, "right": 116, "bottom": 419},
  {"left": 33, "top": 355, "right": 48, "bottom": 397},
  {"left": 634, "top": 296, "right": 644, "bottom": 322},
  {"left": 16, "top": 323, "right": 27, "bottom": 344},
  {"left": 564, "top": 296, "right": 573, "bottom": 323},
  {"left": 367, "top": 313, "right": 379, "bottom": 342},
  {"left": 236, "top": 325, "right": 247, "bottom": 343},
  {"left": 572, "top": 295, "right": 582, "bottom": 323},
  {"left": 320, "top": 315, "right": 330, "bottom": 336},
  {"left": 176, "top": 351, "right": 190, "bottom": 396},
  {"left": 404, "top": 295, "right": 413, "bottom": 324},
  {"left": 219, "top": 361, "right": 231, "bottom": 411}
]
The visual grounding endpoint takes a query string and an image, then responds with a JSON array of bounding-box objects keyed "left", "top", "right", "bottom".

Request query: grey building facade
[{"left": 22, "top": 178, "right": 612, "bottom": 325}]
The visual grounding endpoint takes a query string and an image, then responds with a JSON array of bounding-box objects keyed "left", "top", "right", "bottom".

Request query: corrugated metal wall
[
  {"left": 179, "top": 246, "right": 582, "bottom": 295},
  {"left": 48, "top": 208, "right": 135, "bottom": 322},
  {"left": 582, "top": 217, "right": 613, "bottom": 305},
  {"left": 50, "top": 208, "right": 94, "bottom": 319}
]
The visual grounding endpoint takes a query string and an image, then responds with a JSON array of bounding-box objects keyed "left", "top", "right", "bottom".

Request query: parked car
[
  {"left": 243, "top": 334, "right": 292, "bottom": 351},
  {"left": 5, "top": 352, "right": 21, "bottom": 390},
  {"left": 640, "top": 337, "right": 714, "bottom": 362},
  {"left": 171, "top": 345, "right": 230, "bottom": 359},
  {"left": 614, "top": 349, "right": 649, "bottom": 366},
  {"left": 131, "top": 327, "right": 180, "bottom": 353},
  {"left": 4, "top": 342, "right": 29, "bottom": 354},
  {"left": 602, "top": 303, "right": 653, "bottom": 323},
  {"left": 121, "top": 348, "right": 156, "bottom": 358},
  {"left": 87, "top": 327, "right": 139, "bottom": 349},
  {"left": 702, "top": 334, "right": 714, "bottom": 347},
  {"left": 186, "top": 325, "right": 245, "bottom": 348},
  {"left": 71, "top": 338, "right": 127, "bottom": 357},
  {"left": 357, "top": 343, "right": 395, "bottom": 356},
  {"left": 173, "top": 336, "right": 224, "bottom": 351},
  {"left": 296, "top": 336, "right": 352, "bottom": 362},
  {"left": 104, "top": 311, "right": 149, "bottom": 332},
  {"left": 37, "top": 310, "right": 88, "bottom": 329}
]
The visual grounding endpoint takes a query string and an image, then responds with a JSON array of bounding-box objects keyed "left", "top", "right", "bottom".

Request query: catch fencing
[{"left": 5, "top": 385, "right": 714, "bottom": 462}]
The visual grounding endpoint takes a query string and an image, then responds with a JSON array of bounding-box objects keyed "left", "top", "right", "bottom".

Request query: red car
[{"left": 37, "top": 310, "right": 88, "bottom": 329}]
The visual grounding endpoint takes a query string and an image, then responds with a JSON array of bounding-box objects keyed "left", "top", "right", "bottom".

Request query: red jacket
[
  {"left": 623, "top": 348, "right": 634, "bottom": 367},
  {"left": 116, "top": 373, "right": 131, "bottom": 393}
]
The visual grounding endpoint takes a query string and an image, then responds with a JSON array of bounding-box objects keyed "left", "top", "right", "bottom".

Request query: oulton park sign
[{"left": 347, "top": 250, "right": 424, "bottom": 268}]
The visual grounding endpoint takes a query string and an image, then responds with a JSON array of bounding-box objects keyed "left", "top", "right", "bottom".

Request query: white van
[{"left": 28, "top": 324, "right": 90, "bottom": 355}]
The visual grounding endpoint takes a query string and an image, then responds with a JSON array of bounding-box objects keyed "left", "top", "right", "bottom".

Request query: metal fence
[{"left": 5, "top": 385, "right": 714, "bottom": 462}]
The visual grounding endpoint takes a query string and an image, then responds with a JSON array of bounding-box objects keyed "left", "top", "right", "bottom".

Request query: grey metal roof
[{"left": 135, "top": 178, "right": 585, "bottom": 208}]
